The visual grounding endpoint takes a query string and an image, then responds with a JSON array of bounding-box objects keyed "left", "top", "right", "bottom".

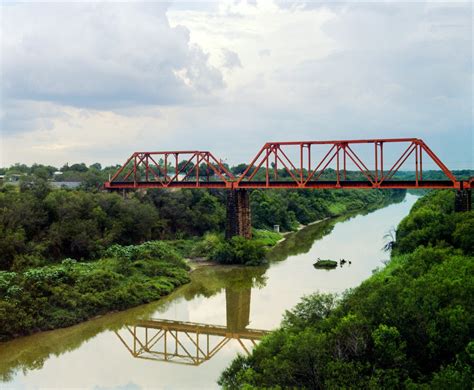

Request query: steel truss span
[
  {"left": 104, "top": 138, "right": 473, "bottom": 190},
  {"left": 115, "top": 318, "right": 268, "bottom": 366}
]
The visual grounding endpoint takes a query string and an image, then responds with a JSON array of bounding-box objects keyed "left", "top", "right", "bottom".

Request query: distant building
[
  {"left": 9, "top": 174, "right": 23, "bottom": 182},
  {"left": 51, "top": 181, "right": 81, "bottom": 189}
]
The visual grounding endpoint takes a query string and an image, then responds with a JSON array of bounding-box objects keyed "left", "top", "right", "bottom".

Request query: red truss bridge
[{"left": 104, "top": 138, "right": 472, "bottom": 191}]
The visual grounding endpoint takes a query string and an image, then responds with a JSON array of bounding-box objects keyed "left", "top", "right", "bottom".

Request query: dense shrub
[
  {"left": 219, "top": 191, "right": 474, "bottom": 388},
  {"left": 211, "top": 236, "right": 268, "bottom": 266},
  {"left": 0, "top": 241, "right": 190, "bottom": 341},
  {"left": 394, "top": 190, "right": 473, "bottom": 256},
  {"left": 188, "top": 230, "right": 281, "bottom": 264},
  {"left": 189, "top": 233, "right": 222, "bottom": 258}
]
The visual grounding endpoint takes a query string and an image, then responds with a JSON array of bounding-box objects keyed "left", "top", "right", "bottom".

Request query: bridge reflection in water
[{"left": 114, "top": 287, "right": 269, "bottom": 365}]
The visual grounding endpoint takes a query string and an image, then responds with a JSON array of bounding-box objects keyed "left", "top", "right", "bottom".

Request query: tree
[
  {"left": 69, "top": 163, "right": 88, "bottom": 172},
  {"left": 89, "top": 163, "right": 102, "bottom": 171}
]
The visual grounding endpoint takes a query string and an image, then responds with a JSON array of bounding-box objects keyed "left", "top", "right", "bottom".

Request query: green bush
[
  {"left": 219, "top": 191, "right": 474, "bottom": 388},
  {"left": 0, "top": 241, "right": 190, "bottom": 341},
  {"left": 211, "top": 236, "right": 267, "bottom": 266},
  {"left": 395, "top": 190, "right": 473, "bottom": 256},
  {"left": 189, "top": 233, "right": 222, "bottom": 258},
  {"left": 252, "top": 229, "right": 282, "bottom": 246}
]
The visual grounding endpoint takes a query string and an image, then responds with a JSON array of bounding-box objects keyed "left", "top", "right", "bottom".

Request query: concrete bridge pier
[
  {"left": 226, "top": 189, "right": 252, "bottom": 239},
  {"left": 455, "top": 189, "right": 472, "bottom": 212}
]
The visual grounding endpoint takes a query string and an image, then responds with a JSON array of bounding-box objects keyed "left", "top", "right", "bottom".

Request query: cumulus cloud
[
  {"left": 273, "top": 2, "right": 472, "bottom": 141},
  {"left": 1, "top": 1, "right": 227, "bottom": 165},
  {"left": 0, "top": 100, "right": 70, "bottom": 135},
  {"left": 166, "top": 1, "right": 472, "bottom": 167},
  {"left": 1, "top": 1, "right": 472, "bottom": 168},
  {"left": 2, "top": 2, "right": 223, "bottom": 109}
]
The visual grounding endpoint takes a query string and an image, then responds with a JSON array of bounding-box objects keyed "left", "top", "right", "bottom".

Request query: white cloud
[
  {"left": 1, "top": 1, "right": 472, "bottom": 168},
  {"left": 165, "top": 0, "right": 472, "bottom": 167},
  {"left": 2, "top": 2, "right": 223, "bottom": 109},
  {"left": 2, "top": 104, "right": 177, "bottom": 166}
]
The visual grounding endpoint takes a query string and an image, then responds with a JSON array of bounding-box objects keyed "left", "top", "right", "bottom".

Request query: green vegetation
[
  {"left": 252, "top": 229, "right": 282, "bottom": 246},
  {"left": 0, "top": 181, "right": 226, "bottom": 270},
  {"left": 313, "top": 259, "right": 338, "bottom": 268},
  {"left": 250, "top": 188, "right": 405, "bottom": 231},
  {"left": 0, "top": 162, "right": 408, "bottom": 341},
  {"left": 177, "top": 230, "right": 282, "bottom": 266},
  {"left": 394, "top": 190, "right": 473, "bottom": 255},
  {"left": 0, "top": 241, "right": 189, "bottom": 341},
  {"left": 0, "top": 264, "right": 267, "bottom": 381},
  {"left": 210, "top": 236, "right": 268, "bottom": 266},
  {"left": 219, "top": 190, "right": 474, "bottom": 389},
  {"left": 0, "top": 166, "right": 404, "bottom": 271}
]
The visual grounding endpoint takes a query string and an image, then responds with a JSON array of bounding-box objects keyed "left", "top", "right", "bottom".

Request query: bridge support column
[
  {"left": 455, "top": 189, "right": 471, "bottom": 212},
  {"left": 226, "top": 189, "right": 252, "bottom": 239}
]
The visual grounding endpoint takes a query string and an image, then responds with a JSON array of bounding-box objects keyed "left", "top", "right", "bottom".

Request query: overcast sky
[{"left": 1, "top": 0, "right": 472, "bottom": 169}]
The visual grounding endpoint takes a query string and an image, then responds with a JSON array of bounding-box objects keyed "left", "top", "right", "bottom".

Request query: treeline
[
  {"left": 2, "top": 162, "right": 472, "bottom": 190},
  {"left": 251, "top": 188, "right": 404, "bottom": 231},
  {"left": 0, "top": 180, "right": 226, "bottom": 270},
  {"left": 219, "top": 190, "right": 474, "bottom": 388},
  {"left": 0, "top": 175, "right": 404, "bottom": 271},
  {"left": 0, "top": 162, "right": 117, "bottom": 190}
]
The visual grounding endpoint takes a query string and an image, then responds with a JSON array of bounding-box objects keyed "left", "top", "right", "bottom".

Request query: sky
[{"left": 0, "top": 0, "right": 472, "bottom": 169}]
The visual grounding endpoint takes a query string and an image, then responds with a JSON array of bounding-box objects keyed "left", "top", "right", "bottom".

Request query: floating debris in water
[{"left": 313, "top": 258, "right": 338, "bottom": 269}]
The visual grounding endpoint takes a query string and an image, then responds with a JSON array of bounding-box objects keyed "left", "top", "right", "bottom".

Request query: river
[{"left": 0, "top": 194, "right": 418, "bottom": 389}]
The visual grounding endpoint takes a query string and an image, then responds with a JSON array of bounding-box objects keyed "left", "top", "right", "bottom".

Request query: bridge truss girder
[
  {"left": 115, "top": 319, "right": 268, "bottom": 366},
  {"left": 104, "top": 138, "right": 472, "bottom": 191}
]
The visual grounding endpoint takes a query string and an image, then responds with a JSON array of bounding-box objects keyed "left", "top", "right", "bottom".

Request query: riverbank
[
  {"left": 0, "top": 241, "right": 190, "bottom": 342},
  {"left": 1, "top": 193, "right": 418, "bottom": 388},
  {"left": 0, "top": 189, "right": 406, "bottom": 343},
  {"left": 184, "top": 189, "right": 407, "bottom": 266},
  {"left": 219, "top": 190, "right": 474, "bottom": 388}
]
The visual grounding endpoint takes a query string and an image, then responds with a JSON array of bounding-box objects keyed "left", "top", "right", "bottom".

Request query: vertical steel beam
[
  {"left": 300, "top": 143, "right": 303, "bottom": 185},
  {"left": 145, "top": 155, "right": 149, "bottom": 182},
  {"left": 380, "top": 142, "right": 384, "bottom": 178},
  {"left": 375, "top": 142, "right": 378, "bottom": 183},
  {"left": 196, "top": 153, "right": 200, "bottom": 187},
  {"left": 420, "top": 145, "right": 423, "bottom": 181},
  {"left": 415, "top": 144, "right": 419, "bottom": 185},
  {"left": 343, "top": 144, "right": 347, "bottom": 180},
  {"left": 308, "top": 144, "right": 311, "bottom": 178},
  {"left": 265, "top": 147, "right": 269, "bottom": 187},
  {"left": 133, "top": 154, "right": 137, "bottom": 187},
  {"left": 274, "top": 147, "right": 278, "bottom": 180}
]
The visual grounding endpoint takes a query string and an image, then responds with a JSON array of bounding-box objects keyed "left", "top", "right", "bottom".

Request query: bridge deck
[{"left": 105, "top": 180, "right": 462, "bottom": 190}]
